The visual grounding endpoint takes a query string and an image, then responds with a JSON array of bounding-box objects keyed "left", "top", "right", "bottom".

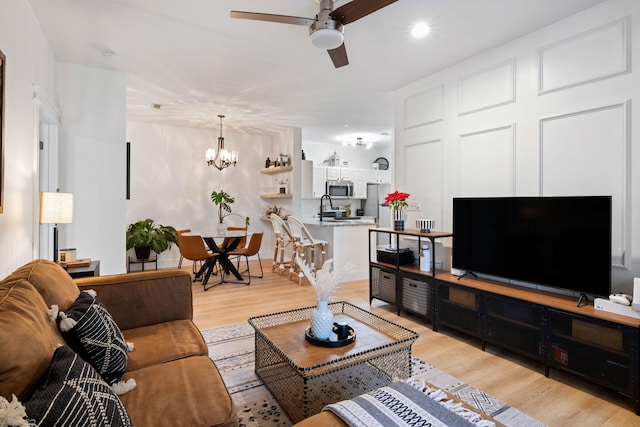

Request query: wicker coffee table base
[{"left": 250, "top": 302, "right": 418, "bottom": 422}]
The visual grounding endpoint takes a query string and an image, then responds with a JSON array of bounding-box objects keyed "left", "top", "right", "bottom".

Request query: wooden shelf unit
[
  {"left": 260, "top": 165, "right": 293, "bottom": 174},
  {"left": 260, "top": 193, "right": 293, "bottom": 199}
]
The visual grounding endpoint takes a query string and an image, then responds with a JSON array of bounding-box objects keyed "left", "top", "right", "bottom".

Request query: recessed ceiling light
[{"left": 411, "top": 22, "right": 430, "bottom": 39}]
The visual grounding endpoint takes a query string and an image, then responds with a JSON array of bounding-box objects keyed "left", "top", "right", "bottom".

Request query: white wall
[
  {"left": 125, "top": 122, "right": 284, "bottom": 268},
  {"left": 0, "top": 1, "right": 58, "bottom": 277},
  {"left": 393, "top": 0, "right": 640, "bottom": 293},
  {"left": 57, "top": 63, "right": 127, "bottom": 275}
]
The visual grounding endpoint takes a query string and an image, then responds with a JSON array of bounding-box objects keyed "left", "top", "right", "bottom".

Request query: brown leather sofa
[{"left": 0, "top": 259, "right": 237, "bottom": 427}]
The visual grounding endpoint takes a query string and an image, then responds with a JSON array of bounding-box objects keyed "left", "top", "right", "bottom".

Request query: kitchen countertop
[{"left": 303, "top": 217, "right": 377, "bottom": 227}]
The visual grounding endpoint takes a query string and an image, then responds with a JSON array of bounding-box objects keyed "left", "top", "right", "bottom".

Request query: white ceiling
[{"left": 28, "top": 0, "right": 606, "bottom": 147}]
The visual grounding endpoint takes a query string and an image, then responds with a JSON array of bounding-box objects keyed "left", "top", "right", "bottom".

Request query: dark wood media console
[{"left": 368, "top": 227, "right": 640, "bottom": 415}]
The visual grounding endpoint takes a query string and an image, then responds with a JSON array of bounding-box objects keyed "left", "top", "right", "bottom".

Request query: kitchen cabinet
[
  {"left": 326, "top": 166, "right": 340, "bottom": 181},
  {"left": 367, "top": 169, "right": 391, "bottom": 184},
  {"left": 301, "top": 162, "right": 326, "bottom": 199},
  {"left": 350, "top": 168, "right": 367, "bottom": 198}
]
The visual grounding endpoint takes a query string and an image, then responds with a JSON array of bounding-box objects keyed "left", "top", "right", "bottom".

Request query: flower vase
[
  {"left": 393, "top": 208, "right": 406, "bottom": 231},
  {"left": 310, "top": 300, "right": 334, "bottom": 340}
]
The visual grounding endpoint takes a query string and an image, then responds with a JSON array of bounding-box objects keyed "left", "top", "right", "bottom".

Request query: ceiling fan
[{"left": 230, "top": 0, "right": 397, "bottom": 68}]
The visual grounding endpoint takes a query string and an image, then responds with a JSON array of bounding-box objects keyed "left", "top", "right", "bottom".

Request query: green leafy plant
[
  {"left": 210, "top": 189, "right": 235, "bottom": 223},
  {"left": 126, "top": 219, "right": 178, "bottom": 255}
]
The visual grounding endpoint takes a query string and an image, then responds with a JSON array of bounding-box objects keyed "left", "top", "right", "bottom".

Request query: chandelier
[
  {"left": 343, "top": 137, "right": 372, "bottom": 149},
  {"left": 206, "top": 115, "right": 238, "bottom": 170}
]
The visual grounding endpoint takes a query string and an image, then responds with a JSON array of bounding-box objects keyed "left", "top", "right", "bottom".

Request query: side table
[
  {"left": 66, "top": 260, "right": 100, "bottom": 278},
  {"left": 127, "top": 256, "right": 157, "bottom": 272}
]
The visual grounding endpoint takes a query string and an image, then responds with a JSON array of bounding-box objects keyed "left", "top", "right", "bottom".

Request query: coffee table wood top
[
  {"left": 249, "top": 302, "right": 418, "bottom": 375},
  {"left": 259, "top": 313, "right": 397, "bottom": 368}
]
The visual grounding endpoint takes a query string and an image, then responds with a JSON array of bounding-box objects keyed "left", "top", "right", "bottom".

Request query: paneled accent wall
[
  {"left": 403, "top": 86, "right": 443, "bottom": 129},
  {"left": 458, "top": 59, "right": 516, "bottom": 115},
  {"left": 457, "top": 125, "right": 515, "bottom": 197},
  {"left": 538, "top": 17, "right": 630, "bottom": 94},
  {"left": 393, "top": 0, "right": 640, "bottom": 292},
  {"left": 539, "top": 102, "right": 631, "bottom": 268},
  {"left": 403, "top": 140, "right": 443, "bottom": 228}
]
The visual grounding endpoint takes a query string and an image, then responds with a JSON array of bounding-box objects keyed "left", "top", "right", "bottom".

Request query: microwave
[{"left": 326, "top": 180, "right": 354, "bottom": 198}]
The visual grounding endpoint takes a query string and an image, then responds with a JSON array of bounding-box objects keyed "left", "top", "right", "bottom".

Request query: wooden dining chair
[{"left": 227, "top": 232, "right": 264, "bottom": 285}]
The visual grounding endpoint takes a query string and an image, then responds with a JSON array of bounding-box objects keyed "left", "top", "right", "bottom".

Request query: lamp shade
[{"left": 39, "top": 192, "right": 73, "bottom": 224}]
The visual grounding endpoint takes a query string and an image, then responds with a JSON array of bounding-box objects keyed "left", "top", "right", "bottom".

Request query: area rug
[{"left": 202, "top": 323, "right": 547, "bottom": 427}]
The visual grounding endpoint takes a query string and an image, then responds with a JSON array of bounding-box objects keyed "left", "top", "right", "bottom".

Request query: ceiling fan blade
[
  {"left": 328, "top": 43, "right": 349, "bottom": 68},
  {"left": 230, "top": 11, "right": 315, "bottom": 26},
  {"left": 330, "top": 0, "right": 398, "bottom": 25}
]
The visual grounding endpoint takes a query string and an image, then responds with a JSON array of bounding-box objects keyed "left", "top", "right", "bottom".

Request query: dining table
[{"left": 196, "top": 231, "right": 249, "bottom": 290}]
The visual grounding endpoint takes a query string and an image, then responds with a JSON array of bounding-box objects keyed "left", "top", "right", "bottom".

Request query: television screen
[{"left": 452, "top": 196, "right": 611, "bottom": 298}]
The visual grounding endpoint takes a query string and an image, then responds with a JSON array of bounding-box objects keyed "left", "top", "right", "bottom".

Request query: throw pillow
[
  {"left": 24, "top": 345, "right": 132, "bottom": 426},
  {"left": 54, "top": 290, "right": 130, "bottom": 387}
]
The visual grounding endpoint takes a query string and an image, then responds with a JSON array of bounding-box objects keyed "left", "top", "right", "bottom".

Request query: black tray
[{"left": 304, "top": 323, "right": 356, "bottom": 348}]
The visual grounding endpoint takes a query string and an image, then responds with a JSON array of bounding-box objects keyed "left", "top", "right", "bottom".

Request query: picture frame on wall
[{"left": 0, "top": 49, "right": 5, "bottom": 214}]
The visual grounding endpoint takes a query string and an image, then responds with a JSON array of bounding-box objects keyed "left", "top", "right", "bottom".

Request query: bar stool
[
  {"left": 286, "top": 216, "right": 327, "bottom": 285},
  {"left": 269, "top": 214, "right": 294, "bottom": 275}
]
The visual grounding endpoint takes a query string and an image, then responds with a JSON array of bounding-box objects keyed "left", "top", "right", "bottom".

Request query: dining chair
[
  {"left": 226, "top": 226, "right": 247, "bottom": 250},
  {"left": 177, "top": 232, "right": 218, "bottom": 281},
  {"left": 269, "top": 214, "right": 294, "bottom": 275},
  {"left": 227, "top": 232, "right": 264, "bottom": 285},
  {"left": 286, "top": 216, "right": 328, "bottom": 285}
]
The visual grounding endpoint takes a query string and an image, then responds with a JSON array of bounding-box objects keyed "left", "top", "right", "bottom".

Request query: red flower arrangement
[{"left": 384, "top": 190, "right": 410, "bottom": 210}]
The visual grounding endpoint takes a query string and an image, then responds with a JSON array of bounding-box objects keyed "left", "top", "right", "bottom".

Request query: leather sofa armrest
[{"left": 74, "top": 270, "right": 193, "bottom": 331}]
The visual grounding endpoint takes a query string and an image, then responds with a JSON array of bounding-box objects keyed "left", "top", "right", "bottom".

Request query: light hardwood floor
[{"left": 185, "top": 259, "right": 637, "bottom": 427}]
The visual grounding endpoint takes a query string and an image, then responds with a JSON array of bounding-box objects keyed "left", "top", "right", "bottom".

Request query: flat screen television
[{"left": 452, "top": 196, "right": 611, "bottom": 299}]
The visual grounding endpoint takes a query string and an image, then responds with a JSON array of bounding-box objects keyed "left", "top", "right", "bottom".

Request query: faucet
[{"left": 319, "top": 194, "right": 333, "bottom": 222}]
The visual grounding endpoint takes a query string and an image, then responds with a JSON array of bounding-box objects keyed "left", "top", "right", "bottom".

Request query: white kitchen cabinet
[
  {"left": 366, "top": 169, "right": 391, "bottom": 184},
  {"left": 301, "top": 162, "right": 327, "bottom": 199},
  {"left": 351, "top": 168, "right": 367, "bottom": 198},
  {"left": 313, "top": 166, "right": 327, "bottom": 197},
  {"left": 326, "top": 166, "right": 341, "bottom": 181}
]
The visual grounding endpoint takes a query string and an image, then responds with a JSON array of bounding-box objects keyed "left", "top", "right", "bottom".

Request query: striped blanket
[{"left": 324, "top": 379, "right": 498, "bottom": 427}]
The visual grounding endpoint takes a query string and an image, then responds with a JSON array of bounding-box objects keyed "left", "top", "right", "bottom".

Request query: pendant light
[{"left": 206, "top": 115, "right": 238, "bottom": 170}]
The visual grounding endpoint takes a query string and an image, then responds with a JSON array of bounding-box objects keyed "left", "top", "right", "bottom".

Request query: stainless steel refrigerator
[{"left": 364, "top": 183, "right": 392, "bottom": 225}]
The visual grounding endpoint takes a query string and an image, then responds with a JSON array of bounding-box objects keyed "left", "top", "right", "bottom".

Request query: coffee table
[{"left": 248, "top": 301, "right": 419, "bottom": 422}]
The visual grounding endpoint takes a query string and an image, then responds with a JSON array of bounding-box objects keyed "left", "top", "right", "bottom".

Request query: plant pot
[
  {"left": 216, "top": 222, "right": 227, "bottom": 235},
  {"left": 134, "top": 246, "right": 151, "bottom": 260}
]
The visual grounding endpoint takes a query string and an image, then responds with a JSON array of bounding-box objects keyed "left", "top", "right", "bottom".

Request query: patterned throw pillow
[
  {"left": 24, "top": 346, "right": 132, "bottom": 426},
  {"left": 57, "top": 290, "right": 129, "bottom": 385}
]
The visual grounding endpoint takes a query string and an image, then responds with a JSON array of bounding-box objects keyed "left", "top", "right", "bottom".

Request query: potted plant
[
  {"left": 126, "top": 219, "right": 178, "bottom": 259},
  {"left": 211, "top": 189, "right": 235, "bottom": 233}
]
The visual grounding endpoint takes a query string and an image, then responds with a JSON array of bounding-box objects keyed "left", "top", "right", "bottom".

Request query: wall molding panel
[
  {"left": 404, "top": 139, "right": 444, "bottom": 229},
  {"left": 538, "top": 17, "right": 630, "bottom": 94},
  {"left": 539, "top": 101, "right": 631, "bottom": 269},
  {"left": 458, "top": 59, "right": 516, "bottom": 116},
  {"left": 403, "top": 86, "right": 444, "bottom": 129},
  {"left": 457, "top": 124, "right": 516, "bottom": 197}
]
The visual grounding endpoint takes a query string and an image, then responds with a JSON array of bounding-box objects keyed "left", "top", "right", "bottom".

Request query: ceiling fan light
[{"left": 310, "top": 28, "right": 344, "bottom": 50}]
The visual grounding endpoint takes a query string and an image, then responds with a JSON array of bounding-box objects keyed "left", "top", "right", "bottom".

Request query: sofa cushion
[
  {"left": 120, "top": 356, "right": 237, "bottom": 427},
  {"left": 58, "top": 290, "right": 129, "bottom": 385},
  {"left": 24, "top": 345, "right": 132, "bottom": 426},
  {"left": 4, "top": 259, "right": 80, "bottom": 310},
  {"left": 0, "top": 279, "right": 64, "bottom": 400},
  {"left": 122, "top": 319, "right": 208, "bottom": 372}
]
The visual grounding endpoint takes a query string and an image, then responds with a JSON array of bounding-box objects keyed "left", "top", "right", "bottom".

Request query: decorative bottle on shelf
[
  {"left": 302, "top": 150, "right": 306, "bottom": 160},
  {"left": 420, "top": 244, "right": 431, "bottom": 272},
  {"left": 265, "top": 157, "right": 271, "bottom": 168}
]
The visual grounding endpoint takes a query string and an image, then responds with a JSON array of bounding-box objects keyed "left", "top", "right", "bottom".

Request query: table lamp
[{"left": 39, "top": 190, "right": 73, "bottom": 263}]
